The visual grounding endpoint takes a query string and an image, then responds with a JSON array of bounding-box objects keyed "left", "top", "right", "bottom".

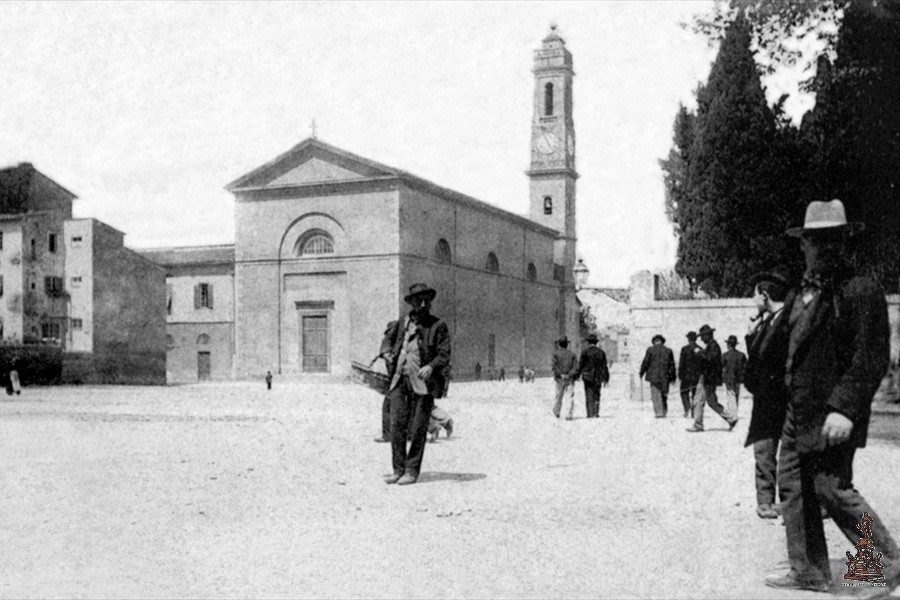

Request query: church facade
[{"left": 142, "top": 27, "right": 581, "bottom": 382}]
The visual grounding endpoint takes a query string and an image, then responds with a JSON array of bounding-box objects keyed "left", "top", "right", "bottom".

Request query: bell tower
[{"left": 528, "top": 25, "right": 579, "bottom": 340}]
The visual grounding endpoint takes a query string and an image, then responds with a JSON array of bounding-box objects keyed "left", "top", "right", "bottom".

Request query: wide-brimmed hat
[
  {"left": 585, "top": 333, "right": 599, "bottom": 343},
  {"left": 404, "top": 283, "right": 437, "bottom": 304},
  {"left": 652, "top": 334, "right": 665, "bottom": 344},
  {"left": 686, "top": 331, "right": 697, "bottom": 341},
  {"left": 786, "top": 199, "right": 864, "bottom": 238},
  {"left": 698, "top": 324, "right": 715, "bottom": 336},
  {"left": 726, "top": 335, "right": 739, "bottom": 347},
  {"left": 749, "top": 270, "right": 789, "bottom": 289}
]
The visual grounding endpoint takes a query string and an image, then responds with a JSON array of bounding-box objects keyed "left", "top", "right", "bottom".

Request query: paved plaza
[{"left": 2, "top": 370, "right": 899, "bottom": 599}]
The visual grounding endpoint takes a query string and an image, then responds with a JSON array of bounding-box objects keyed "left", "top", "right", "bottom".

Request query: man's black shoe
[{"left": 764, "top": 573, "right": 830, "bottom": 593}]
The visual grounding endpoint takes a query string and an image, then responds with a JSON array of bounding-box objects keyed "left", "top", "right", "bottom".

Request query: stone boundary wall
[{"left": 626, "top": 294, "right": 900, "bottom": 402}]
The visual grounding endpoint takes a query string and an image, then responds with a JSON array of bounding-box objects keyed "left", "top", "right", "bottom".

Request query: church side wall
[{"left": 398, "top": 186, "right": 561, "bottom": 379}]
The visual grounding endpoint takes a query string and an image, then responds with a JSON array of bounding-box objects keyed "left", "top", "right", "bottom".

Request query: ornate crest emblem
[{"left": 844, "top": 512, "right": 885, "bottom": 583}]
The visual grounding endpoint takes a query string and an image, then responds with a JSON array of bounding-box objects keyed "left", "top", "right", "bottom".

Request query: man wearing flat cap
[
  {"left": 382, "top": 283, "right": 451, "bottom": 486},
  {"left": 722, "top": 334, "right": 747, "bottom": 416},
  {"left": 765, "top": 200, "right": 900, "bottom": 593},
  {"left": 687, "top": 324, "right": 738, "bottom": 432},
  {"left": 639, "top": 334, "right": 676, "bottom": 418},
  {"left": 678, "top": 331, "right": 702, "bottom": 418},
  {"left": 578, "top": 333, "right": 609, "bottom": 418},
  {"left": 551, "top": 335, "right": 579, "bottom": 419}
]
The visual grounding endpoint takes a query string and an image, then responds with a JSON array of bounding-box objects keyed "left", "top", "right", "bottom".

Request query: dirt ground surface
[{"left": 2, "top": 369, "right": 899, "bottom": 599}]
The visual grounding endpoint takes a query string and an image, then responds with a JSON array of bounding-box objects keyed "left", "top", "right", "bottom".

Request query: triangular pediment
[{"left": 226, "top": 138, "right": 398, "bottom": 191}]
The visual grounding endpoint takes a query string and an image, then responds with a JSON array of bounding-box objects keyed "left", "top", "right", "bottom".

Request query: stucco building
[{"left": 145, "top": 27, "right": 582, "bottom": 382}]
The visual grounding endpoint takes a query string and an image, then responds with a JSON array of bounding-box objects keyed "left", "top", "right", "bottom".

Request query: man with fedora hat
[
  {"left": 382, "top": 283, "right": 451, "bottom": 486},
  {"left": 578, "top": 333, "right": 610, "bottom": 418},
  {"left": 639, "top": 334, "right": 676, "bottom": 418},
  {"left": 722, "top": 334, "right": 747, "bottom": 416},
  {"left": 687, "top": 324, "right": 738, "bottom": 432},
  {"left": 765, "top": 200, "right": 900, "bottom": 593},
  {"left": 551, "top": 335, "right": 579, "bottom": 419},
  {"left": 678, "top": 331, "right": 702, "bottom": 418},
  {"left": 743, "top": 269, "right": 791, "bottom": 521}
]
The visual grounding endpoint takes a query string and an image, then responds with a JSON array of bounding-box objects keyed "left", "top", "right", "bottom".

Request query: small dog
[{"left": 428, "top": 405, "right": 454, "bottom": 443}]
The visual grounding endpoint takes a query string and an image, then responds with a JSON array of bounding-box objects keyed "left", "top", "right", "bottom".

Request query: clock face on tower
[{"left": 536, "top": 132, "right": 559, "bottom": 155}]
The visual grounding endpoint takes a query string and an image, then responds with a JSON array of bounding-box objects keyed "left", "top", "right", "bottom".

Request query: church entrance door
[
  {"left": 301, "top": 314, "right": 329, "bottom": 373},
  {"left": 197, "top": 351, "right": 211, "bottom": 380}
]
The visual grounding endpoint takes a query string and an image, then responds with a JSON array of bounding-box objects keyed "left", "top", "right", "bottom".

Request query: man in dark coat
[
  {"left": 766, "top": 200, "right": 900, "bottom": 593},
  {"left": 551, "top": 336, "right": 579, "bottom": 419},
  {"left": 374, "top": 319, "right": 401, "bottom": 443},
  {"left": 383, "top": 284, "right": 451, "bottom": 486},
  {"left": 639, "top": 334, "right": 676, "bottom": 418},
  {"left": 678, "top": 331, "right": 702, "bottom": 419},
  {"left": 722, "top": 335, "right": 748, "bottom": 415},
  {"left": 578, "top": 333, "right": 610, "bottom": 418},
  {"left": 743, "top": 271, "right": 790, "bottom": 520},
  {"left": 687, "top": 324, "right": 738, "bottom": 432}
]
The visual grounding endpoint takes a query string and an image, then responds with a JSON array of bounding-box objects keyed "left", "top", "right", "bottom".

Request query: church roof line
[{"left": 226, "top": 137, "right": 562, "bottom": 238}]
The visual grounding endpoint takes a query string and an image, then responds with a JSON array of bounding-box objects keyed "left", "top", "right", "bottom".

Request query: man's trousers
[
  {"left": 778, "top": 405, "right": 900, "bottom": 584},
  {"left": 680, "top": 381, "right": 698, "bottom": 416},
  {"left": 692, "top": 378, "right": 735, "bottom": 429},
  {"left": 389, "top": 377, "right": 434, "bottom": 477},
  {"left": 753, "top": 437, "right": 778, "bottom": 506},
  {"left": 583, "top": 381, "right": 601, "bottom": 418},
  {"left": 553, "top": 378, "right": 575, "bottom": 418},
  {"left": 650, "top": 384, "right": 668, "bottom": 417}
]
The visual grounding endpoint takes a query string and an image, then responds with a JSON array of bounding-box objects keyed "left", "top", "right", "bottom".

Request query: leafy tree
[
  {"left": 674, "top": 13, "right": 796, "bottom": 296},
  {"left": 660, "top": 104, "right": 697, "bottom": 236}
]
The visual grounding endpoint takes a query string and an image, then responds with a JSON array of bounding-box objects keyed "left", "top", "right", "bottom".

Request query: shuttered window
[{"left": 194, "top": 283, "right": 213, "bottom": 309}]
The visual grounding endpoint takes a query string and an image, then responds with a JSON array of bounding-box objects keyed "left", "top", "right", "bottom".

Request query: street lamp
[{"left": 573, "top": 258, "right": 589, "bottom": 290}]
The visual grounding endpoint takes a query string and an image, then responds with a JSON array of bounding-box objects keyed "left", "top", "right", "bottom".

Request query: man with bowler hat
[
  {"left": 686, "top": 324, "right": 738, "bottom": 432},
  {"left": 551, "top": 336, "right": 579, "bottom": 419},
  {"left": 678, "top": 331, "right": 702, "bottom": 418},
  {"left": 639, "top": 334, "right": 676, "bottom": 418},
  {"left": 765, "top": 200, "right": 900, "bottom": 593},
  {"left": 722, "top": 334, "right": 747, "bottom": 416},
  {"left": 579, "top": 333, "right": 609, "bottom": 418},
  {"left": 383, "top": 283, "right": 451, "bottom": 485},
  {"left": 743, "top": 270, "right": 791, "bottom": 520}
]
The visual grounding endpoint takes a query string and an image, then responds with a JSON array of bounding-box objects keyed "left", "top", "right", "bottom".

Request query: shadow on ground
[{"left": 417, "top": 471, "right": 487, "bottom": 484}]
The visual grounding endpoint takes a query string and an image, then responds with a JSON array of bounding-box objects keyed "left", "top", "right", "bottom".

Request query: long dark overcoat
[
  {"left": 578, "top": 346, "right": 609, "bottom": 386},
  {"left": 383, "top": 313, "right": 451, "bottom": 398},
  {"left": 640, "top": 344, "right": 676, "bottom": 393},
  {"left": 743, "top": 309, "right": 790, "bottom": 447},
  {"left": 785, "top": 273, "right": 889, "bottom": 452},
  {"left": 678, "top": 342, "right": 702, "bottom": 384}
]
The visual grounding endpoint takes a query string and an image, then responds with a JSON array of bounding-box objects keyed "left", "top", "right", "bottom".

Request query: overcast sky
[{"left": 0, "top": 1, "right": 819, "bottom": 287}]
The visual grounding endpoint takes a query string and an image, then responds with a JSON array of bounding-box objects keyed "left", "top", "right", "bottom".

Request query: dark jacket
[
  {"left": 743, "top": 310, "right": 789, "bottom": 447},
  {"left": 552, "top": 348, "right": 578, "bottom": 381},
  {"left": 578, "top": 346, "right": 609, "bottom": 386},
  {"left": 383, "top": 313, "right": 452, "bottom": 398},
  {"left": 697, "top": 339, "right": 723, "bottom": 387},
  {"left": 640, "top": 344, "right": 676, "bottom": 393},
  {"left": 722, "top": 349, "right": 747, "bottom": 386},
  {"left": 785, "top": 273, "right": 889, "bottom": 452},
  {"left": 678, "top": 342, "right": 702, "bottom": 384}
]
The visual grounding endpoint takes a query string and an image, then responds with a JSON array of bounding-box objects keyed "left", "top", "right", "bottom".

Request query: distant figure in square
[
  {"left": 678, "top": 331, "right": 702, "bottom": 418},
  {"left": 639, "top": 334, "right": 676, "bottom": 418},
  {"left": 524, "top": 368, "right": 535, "bottom": 383},
  {"left": 498, "top": 367, "right": 505, "bottom": 381},
  {"left": 551, "top": 336, "right": 579, "bottom": 419},
  {"left": 265, "top": 371, "right": 273, "bottom": 390},
  {"left": 518, "top": 365, "right": 525, "bottom": 383},
  {"left": 474, "top": 362, "right": 482, "bottom": 380},
  {"left": 579, "top": 333, "right": 609, "bottom": 418},
  {"left": 686, "top": 324, "right": 738, "bottom": 433},
  {"left": 722, "top": 335, "right": 747, "bottom": 416}
]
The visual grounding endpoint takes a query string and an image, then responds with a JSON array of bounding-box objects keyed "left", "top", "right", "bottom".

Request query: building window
[
  {"left": 196, "top": 334, "right": 210, "bottom": 345},
  {"left": 48, "top": 233, "right": 57, "bottom": 253},
  {"left": 44, "top": 276, "right": 64, "bottom": 296},
  {"left": 434, "top": 239, "right": 451, "bottom": 264},
  {"left": 526, "top": 263, "right": 537, "bottom": 282},
  {"left": 553, "top": 264, "right": 566, "bottom": 282},
  {"left": 166, "top": 284, "right": 173, "bottom": 316},
  {"left": 488, "top": 333, "right": 496, "bottom": 368},
  {"left": 296, "top": 230, "right": 334, "bottom": 256},
  {"left": 71, "top": 235, "right": 83, "bottom": 247},
  {"left": 544, "top": 83, "right": 554, "bottom": 116},
  {"left": 30, "top": 238, "right": 36, "bottom": 260},
  {"left": 0, "top": 275, "right": 3, "bottom": 296},
  {"left": 70, "top": 276, "right": 82, "bottom": 288},
  {"left": 194, "top": 283, "right": 213, "bottom": 309},
  {"left": 0, "top": 231, "right": 3, "bottom": 250},
  {"left": 71, "top": 318, "right": 83, "bottom": 330},
  {"left": 543, "top": 196, "right": 553, "bottom": 215},
  {"left": 41, "top": 322, "right": 61, "bottom": 339},
  {"left": 485, "top": 252, "right": 499, "bottom": 274},
  {"left": 166, "top": 334, "right": 176, "bottom": 349}
]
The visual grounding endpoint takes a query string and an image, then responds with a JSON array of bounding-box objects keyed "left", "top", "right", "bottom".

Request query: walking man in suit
[
  {"left": 579, "top": 333, "right": 610, "bottom": 418},
  {"left": 722, "top": 335, "right": 748, "bottom": 416},
  {"left": 551, "top": 336, "right": 579, "bottom": 419},
  {"left": 743, "top": 271, "right": 790, "bottom": 520},
  {"left": 678, "top": 331, "right": 702, "bottom": 418},
  {"left": 766, "top": 200, "right": 900, "bottom": 593},
  {"left": 639, "top": 334, "right": 676, "bottom": 418},
  {"left": 686, "top": 324, "right": 738, "bottom": 432}
]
